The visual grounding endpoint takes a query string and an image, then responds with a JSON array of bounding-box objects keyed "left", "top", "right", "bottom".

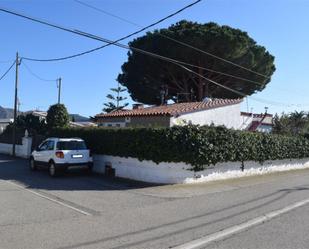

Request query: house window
[{"left": 125, "top": 117, "right": 131, "bottom": 123}]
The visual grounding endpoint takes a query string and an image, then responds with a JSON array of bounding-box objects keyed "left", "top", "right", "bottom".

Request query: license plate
[{"left": 72, "top": 154, "right": 83, "bottom": 158}]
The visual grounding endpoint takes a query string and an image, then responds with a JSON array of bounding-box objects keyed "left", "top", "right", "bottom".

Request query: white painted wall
[
  {"left": 0, "top": 118, "right": 13, "bottom": 134},
  {"left": 171, "top": 103, "right": 242, "bottom": 129},
  {"left": 0, "top": 137, "right": 32, "bottom": 158},
  {"left": 93, "top": 154, "right": 309, "bottom": 184},
  {"left": 239, "top": 114, "right": 253, "bottom": 130}
]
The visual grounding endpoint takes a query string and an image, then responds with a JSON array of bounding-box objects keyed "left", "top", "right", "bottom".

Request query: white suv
[{"left": 30, "top": 138, "right": 93, "bottom": 177}]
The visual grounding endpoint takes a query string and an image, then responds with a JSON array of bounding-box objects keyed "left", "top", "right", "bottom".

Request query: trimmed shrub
[
  {"left": 50, "top": 125, "right": 309, "bottom": 171},
  {"left": 47, "top": 104, "right": 70, "bottom": 129}
]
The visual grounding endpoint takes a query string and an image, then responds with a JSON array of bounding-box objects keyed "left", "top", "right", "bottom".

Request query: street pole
[
  {"left": 12, "top": 52, "right": 19, "bottom": 157},
  {"left": 57, "top": 77, "right": 61, "bottom": 104}
]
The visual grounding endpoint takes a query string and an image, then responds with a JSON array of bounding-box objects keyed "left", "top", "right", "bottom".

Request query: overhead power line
[
  {"left": 0, "top": 60, "right": 16, "bottom": 81},
  {"left": 0, "top": 5, "right": 266, "bottom": 87},
  {"left": 74, "top": 0, "right": 141, "bottom": 27},
  {"left": 21, "top": 61, "right": 61, "bottom": 103},
  {"left": 74, "top": 0, "right": 270, "bottom": 79},
  {"left": 178, "top": 64, "right": 297, "bottom": 107},
  {"left": 0, "top": 6, "right": 293, "bottom": 107},
  {"left": 180, "top": 64, "right": 265, "bottom": 86},
  {"left": 73, "top": 0, "right": 267, "bottom": 85},
  {"left": 22, "top": 61, "right": 57, "bottom": 82},
  {"left": 0, "top": 6, "right": 266, "bottom": 87},
  {"left": 8, "top": 0, "right": 201, "bottom": 62}
]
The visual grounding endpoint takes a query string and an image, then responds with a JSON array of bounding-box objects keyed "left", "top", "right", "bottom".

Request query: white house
[
  {"left": 23, "top": 110, "right": 48, "bottom": 121},
  {"left": 0, "top": 118, "right": 13, "bottom": 134},
  {"left": 240, "top": 112, "right": 273, "bottom": 133},
  {"left": 95, "top": 98, "right": 244, "bottom": 129}
]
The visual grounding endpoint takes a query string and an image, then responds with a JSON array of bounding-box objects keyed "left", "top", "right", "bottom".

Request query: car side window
[
  {"left": 46, "top": 141, "right": 55, "bottom": 151},
  {"left": 39, "top": 141, "right": 49, "bottom": 151}
]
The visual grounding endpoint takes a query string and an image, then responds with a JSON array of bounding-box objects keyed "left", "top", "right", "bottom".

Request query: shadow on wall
[{"left": 0, "top": 154, "right": 157, "bottom": 191}]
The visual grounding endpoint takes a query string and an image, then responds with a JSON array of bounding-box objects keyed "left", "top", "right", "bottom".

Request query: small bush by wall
[{"left": 50, "top": 125, "right": 309, "bottom": 171}]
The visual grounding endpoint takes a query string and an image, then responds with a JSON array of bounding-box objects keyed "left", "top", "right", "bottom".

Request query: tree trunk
[{"left": 198, "top": 67, "right": 204, "bottom": 101}]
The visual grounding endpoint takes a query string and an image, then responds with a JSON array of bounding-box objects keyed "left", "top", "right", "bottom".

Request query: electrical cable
[
  {"left": 74, "top": 0, "right": 270, "bottom": 79},
  {"left": 8, "top": 0, "right": 201, "bottom": 62},
  {"left": 177, "top": 64, "right": 298, "bottom": 107},
  {"left": 21, "top": 61, "right": 57, "bottom": 82},
  {"left": 0, "top": 6, "right": 293, "bottom": 107},
  {"left": 0, "top": 60, "right": 16, "bottom": 81},
  {"left": 1, "top": 5, "right": 267, "bottom": 87}
]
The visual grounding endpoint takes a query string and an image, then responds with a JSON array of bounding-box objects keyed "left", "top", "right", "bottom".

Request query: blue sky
[{"left": 0, "top": 0, "right": 308, "bottom": 117}]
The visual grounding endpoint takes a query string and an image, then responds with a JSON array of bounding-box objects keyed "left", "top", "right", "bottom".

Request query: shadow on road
[
  {"left": 0, "top": 154, "right": 157, "bottom": 191},
  {"left": 2, "top": 155, "right": 309, "bottom": 249},
  {"left": 58, "top": 185, "right": 309, "bottom": 249}
]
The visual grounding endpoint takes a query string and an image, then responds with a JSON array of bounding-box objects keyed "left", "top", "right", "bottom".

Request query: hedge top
[{"left": 51, "top": 125, "right": 309, "bottom": 171}]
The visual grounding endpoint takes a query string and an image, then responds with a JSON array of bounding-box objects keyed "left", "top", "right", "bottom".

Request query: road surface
[{"left": 1, "top": 154, "right": 309, "bottom": 249}]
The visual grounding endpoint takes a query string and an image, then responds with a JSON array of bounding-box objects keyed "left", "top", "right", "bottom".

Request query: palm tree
[{"left": 289, "top": 111, "right": 306, "bottom": 134}]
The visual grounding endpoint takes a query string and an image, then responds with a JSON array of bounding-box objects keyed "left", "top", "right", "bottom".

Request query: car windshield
[{"left": 56, "top": 141, "right": 87, "bottom": 150}]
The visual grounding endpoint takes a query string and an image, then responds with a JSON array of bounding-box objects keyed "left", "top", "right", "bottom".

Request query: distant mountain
[
  {"left": 69, "top": 114, "right": 90, "bottom": 122},
  {"left": 0, "top": 107, "right": 90, "bottom": 122},
  {"left": 0, "top": 106, "right": 14, "bottom": 119}
]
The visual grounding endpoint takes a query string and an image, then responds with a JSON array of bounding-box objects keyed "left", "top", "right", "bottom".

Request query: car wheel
[
  {"left": 29, "top": 157, "right": 37, "bottom": 171},
  {"left": 48, "top": 162, "right": 58, "bottom": 177}
]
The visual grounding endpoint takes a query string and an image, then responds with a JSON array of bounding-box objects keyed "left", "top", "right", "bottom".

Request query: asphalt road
[{"left": 1, "top": 154, "right": 309, "bottom": 249}]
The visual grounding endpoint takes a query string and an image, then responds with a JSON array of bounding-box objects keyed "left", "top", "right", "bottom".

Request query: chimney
[{"left": 133, "top": 104, "right": 144, "bottom": 110}]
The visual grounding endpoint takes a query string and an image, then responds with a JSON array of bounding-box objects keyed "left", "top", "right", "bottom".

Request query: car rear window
[{"left": 56, "top": 141, "right": 87, "bottom": 150}]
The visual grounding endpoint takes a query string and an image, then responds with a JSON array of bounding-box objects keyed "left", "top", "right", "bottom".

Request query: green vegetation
[
  {"left": 118, "top": 20, "right": 276, "bottom": 104},
  {"left": 273, "top": 111, "right": 309, "bottom": 136},
  {"left": 4, "top": 114, "right": 46, "bottom": 135},
  {"left": 0, "top": 114, "right": 47, "bottom": 145},
  {"left": 46, "top": 104, "right": 70, "bottom": 129},
  {"left": 51, "top": 125, "right": 309, "bottom": 171},
  {"left": 103, "top": 83, "right": 129, "bottom": 113}
]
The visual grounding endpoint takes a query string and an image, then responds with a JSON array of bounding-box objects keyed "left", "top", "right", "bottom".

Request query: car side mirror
[{"left": 35, "top": 146, "right": 41, "bottom": 152}]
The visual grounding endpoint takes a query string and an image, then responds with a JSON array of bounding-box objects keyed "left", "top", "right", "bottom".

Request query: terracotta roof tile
[{"left": 96, "top": 98, "right": 243, "bottom": 118}]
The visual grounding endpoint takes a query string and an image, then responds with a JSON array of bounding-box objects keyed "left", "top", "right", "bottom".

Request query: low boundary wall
[
  {"left": 0, "top": 137, "right": 32, "bottom": 158},
  {"left": 93, "top": 155, "right": 309, "bottom": 184}
]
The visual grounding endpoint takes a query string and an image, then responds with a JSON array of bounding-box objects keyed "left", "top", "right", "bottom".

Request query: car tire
[
  {"left": 29, "top": 157, "right": 37, "bottom": 171},
  {"left": 48, "top": 161, "right": 58, "bottom": 177}
]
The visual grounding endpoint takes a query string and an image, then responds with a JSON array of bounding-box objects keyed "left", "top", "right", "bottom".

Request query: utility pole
[
  {"left": 12, "top": 52, "right": 20, "bottom": 157},
  {"left": 57, "top": 77, "right": 62, "bottom": 104},
  {"left": 17, "top": 98, "right": 21, "bottom": 114}
]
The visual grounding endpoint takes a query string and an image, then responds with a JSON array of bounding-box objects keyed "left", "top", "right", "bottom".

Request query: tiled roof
[{"left": 96, "top": 98, "right": 243, "bottom": 118}]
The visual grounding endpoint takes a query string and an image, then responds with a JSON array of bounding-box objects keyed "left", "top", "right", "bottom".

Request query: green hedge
[{"left": 50, "top": 125, "right": 309, "bottom": 171}]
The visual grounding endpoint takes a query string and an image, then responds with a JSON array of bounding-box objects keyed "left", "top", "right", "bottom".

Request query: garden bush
[{"left": 50, "top": 125, "right": 309, "bottom": 171}]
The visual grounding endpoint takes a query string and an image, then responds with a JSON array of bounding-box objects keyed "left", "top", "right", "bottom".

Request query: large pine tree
[{"left": 118, "top": 21, "right": 276, "bottom": 104}]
